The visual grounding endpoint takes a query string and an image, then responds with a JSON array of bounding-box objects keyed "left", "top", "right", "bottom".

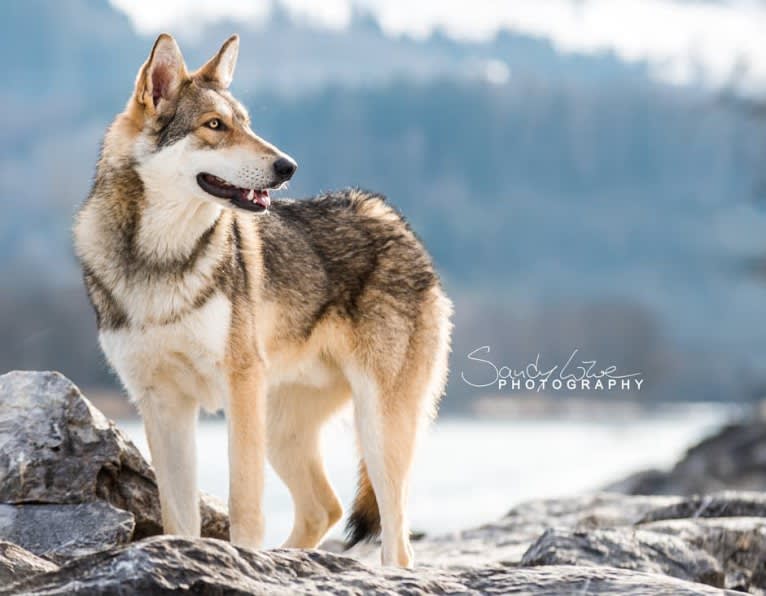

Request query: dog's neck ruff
[
  {"left": 136, "top": 186, "right": 223, "bottom": 264},
  {"left": 131, "top": 136, "right": 224, "bottom": 264}
]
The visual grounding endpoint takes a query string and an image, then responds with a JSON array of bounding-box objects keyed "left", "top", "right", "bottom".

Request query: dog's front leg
[
  {"left": 138, "top": 390, "right": 201, "bottom": 537},
  {"left": 226, "top": 360, "right": 266, "bottom": 549}
]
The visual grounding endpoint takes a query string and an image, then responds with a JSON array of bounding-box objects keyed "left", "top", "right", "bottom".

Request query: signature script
[{"left": 461, "top": 346, "right": 644, "bottom": 391}]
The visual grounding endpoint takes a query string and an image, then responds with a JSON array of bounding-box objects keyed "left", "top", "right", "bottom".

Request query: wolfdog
[{"left": 74, "top": 33, "right": 452, "bottom": 568}]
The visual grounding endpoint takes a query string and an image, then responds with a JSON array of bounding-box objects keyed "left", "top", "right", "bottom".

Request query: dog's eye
[{"left": 205, "top": 119, "right": 224, "bottom": 130}]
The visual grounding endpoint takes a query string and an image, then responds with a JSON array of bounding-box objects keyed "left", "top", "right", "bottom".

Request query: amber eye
[{"left": 206, "top": 118, "right": 222, "bottom": 130}]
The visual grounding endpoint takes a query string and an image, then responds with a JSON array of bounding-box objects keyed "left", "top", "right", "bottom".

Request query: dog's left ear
[{"left": 196, "top": 35, "right": 239, "bottom": 89}]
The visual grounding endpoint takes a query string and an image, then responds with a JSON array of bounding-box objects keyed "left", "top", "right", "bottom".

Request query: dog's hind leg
[
  {"left": 267, "top": 381, "right": 349, "bottom": 548},
  {"left": 345, "top": 367, "right": 424, "bottom": 568},
  {"left": 345, "top": 290, "right": 451, "bottom": 568},
  {"left": 137, "top": 389, "right": 201, "bottom": 537}
]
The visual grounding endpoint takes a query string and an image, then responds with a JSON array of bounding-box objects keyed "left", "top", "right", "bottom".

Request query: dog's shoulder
[
  {"left": 258, "top": 187, "right": 430, "bottom": 276},
  {"left": 254, "top": 188, "right": 438, "bottom": 332}
]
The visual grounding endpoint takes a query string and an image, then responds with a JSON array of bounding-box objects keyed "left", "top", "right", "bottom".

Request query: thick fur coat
[{"left": 74, "top": 33, "right": 452, "bottom": 568}]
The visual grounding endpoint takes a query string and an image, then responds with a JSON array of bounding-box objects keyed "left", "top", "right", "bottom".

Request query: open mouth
[{"left": 196, "top": 173, "right": 271, "bottom": 212}]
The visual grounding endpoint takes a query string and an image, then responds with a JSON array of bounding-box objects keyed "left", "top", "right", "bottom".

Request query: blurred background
[{"left": 2, "top": 0, "right": 766, "bottom": 545}]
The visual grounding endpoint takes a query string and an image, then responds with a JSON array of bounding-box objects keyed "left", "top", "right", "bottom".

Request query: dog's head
[{"left": 129, "top": 34, "right": 295, "bottom": 213}]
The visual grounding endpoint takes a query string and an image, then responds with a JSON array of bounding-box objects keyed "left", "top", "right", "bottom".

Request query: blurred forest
[{"left": 2, "top": 1, "right": 766, "bottom": 411}]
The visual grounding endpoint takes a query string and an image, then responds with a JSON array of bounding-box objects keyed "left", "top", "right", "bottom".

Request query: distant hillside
[{"left": 1, "top": 0, "right": 766, "bottom": 405}]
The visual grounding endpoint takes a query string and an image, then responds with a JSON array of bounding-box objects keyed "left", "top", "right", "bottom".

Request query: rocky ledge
[{"left": 1, "top": 370, "right": 765, "bottom": 594}]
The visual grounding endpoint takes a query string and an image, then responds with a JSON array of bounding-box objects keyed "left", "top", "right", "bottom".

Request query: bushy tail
[{"left": 344, "top": 460, "right": 380, "bottom": 548}]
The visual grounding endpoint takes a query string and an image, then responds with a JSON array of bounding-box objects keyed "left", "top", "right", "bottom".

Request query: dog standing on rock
[{"left": 74, "top": 33, "right": 452, "bottom": 568}]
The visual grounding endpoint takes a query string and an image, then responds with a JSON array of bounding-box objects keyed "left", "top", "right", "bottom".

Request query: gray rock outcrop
[
  {"left": 2, "top": 370, "right": 766, "bottom": 594},
  {"left": 606, "top": 421, "right": 766, "bottom": 496},
  {"left": 0, "top": 536, "right": 737, "bottom": 596},
  {"left": 0, "top": 502, "right": 134, "bottom": 564},
  {"left": 0, "top": 541, "right": 58, "bottom": 585},
  {"left": 521, "top": 527, "right": 724, "bottom": 587},
  {"left": 0, "top": 370, "right": 228, "bottom": 542}
]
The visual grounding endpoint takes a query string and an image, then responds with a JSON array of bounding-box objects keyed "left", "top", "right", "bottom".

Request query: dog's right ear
[{"left": 134, "top": 34, "right": 188, "bottom": 115}]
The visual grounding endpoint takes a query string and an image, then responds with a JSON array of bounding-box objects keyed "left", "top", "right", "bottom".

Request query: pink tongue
[
  {"left": 257, "top": 191, "right": 271, "bottom": 208},
  {"left": 238, "top": 188, "right": 271, "bottom": 208}
]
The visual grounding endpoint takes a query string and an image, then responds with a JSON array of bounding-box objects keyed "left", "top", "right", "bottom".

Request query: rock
[
  {"left": 200, "top": 492, "right": 230, "bottom": 541},
  {"left": 499, "top": 492, "right": 682, "bottom": 537},
  {"left": 521, "top": 527, "right": 724, "bottom": 588},
  {"left": 636, "top": 492, "right": 766, "bottom": 524},
  {"left": 606, "top": 422, "right": 766, "bottom": 496},
  {"left": 0, "top": 536, "right": 736, "bottom": 596},
  {"left": 367, "top": 493, "right": 683, "bottom": 569},
  {"left": 0, "top": 370, "right": 228, "bottom": 540},
  {"left": 1, "top": 371, "right": 763, "bottom": 593},
  {"left": 0, "top": 541, "right": 58, "bottom": 585},
  {"left": 516, "top": 496, "right": 766, "bottom": 594},
  {"left": 348, "top": 491, "right": 766, "bottom": 592},
  {"left": 603, "top": 468, "right": 672, "bottom": 494},
  {"left": 0, "top": 503, "right": 134, "bottom": 563},
  {"left": 641, "top": 517, "right": 766, "bottom": 593},
  {"left": 506, "top": 492, "right": 766, "bottom": 593}
]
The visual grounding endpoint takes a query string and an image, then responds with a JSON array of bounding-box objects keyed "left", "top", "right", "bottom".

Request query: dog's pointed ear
[
  {"left": 196, "top": 35, "right": 239, "bottom": 89},
  {"left": 135, "top": 34, "right": 188, "bottom": 113}
]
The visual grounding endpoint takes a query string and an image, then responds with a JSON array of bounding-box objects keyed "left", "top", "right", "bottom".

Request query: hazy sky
[{"left": 110, "top": 0, "right": 766, "bottom": 92}]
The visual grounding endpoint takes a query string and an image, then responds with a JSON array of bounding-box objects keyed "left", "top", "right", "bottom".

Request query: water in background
[{"left": 120, "top": 405, "right": 731, "bottom": 547}]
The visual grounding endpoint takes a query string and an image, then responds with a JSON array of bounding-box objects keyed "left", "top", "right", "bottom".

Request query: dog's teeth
[{"left": 247, "top": 189, "right": 254, "bottom": 201}]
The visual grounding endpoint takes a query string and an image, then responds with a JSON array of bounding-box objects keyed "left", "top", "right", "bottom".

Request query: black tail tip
[{"left": 344, "top": 510, "right": 381, "bottom": 550}]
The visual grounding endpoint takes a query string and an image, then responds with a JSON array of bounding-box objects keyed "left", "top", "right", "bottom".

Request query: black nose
[{"left": 273, "top": 157, "right": 297, "bottom": 181}]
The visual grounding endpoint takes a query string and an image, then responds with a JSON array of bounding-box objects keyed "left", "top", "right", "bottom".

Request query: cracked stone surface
[
  {"left": 2, "top": 370, "right": 765, "bottom": 594},
  {"left": 0, "top": 541, "right": 58, "bottom": 585},
  {"left": 0, "top": 503, "right": 134, "bottom": 563},
  {"left": 0, "top": 370, "right": 228, "bottom": 541},
  {"left": 0, "top": 536, "right": 739, "bottom": 596}
]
